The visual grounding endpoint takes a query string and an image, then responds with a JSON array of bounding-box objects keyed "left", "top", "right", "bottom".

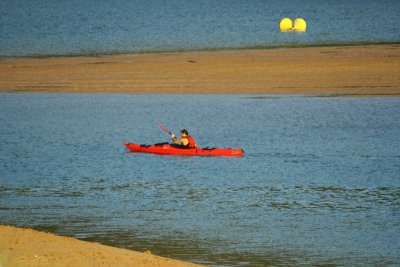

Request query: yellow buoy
[
  {"left": 279, "top": 18, "right": 293, "bottom": 32},
  {"left": 293, "top": 18, "right": 306, "bottom": 32}
]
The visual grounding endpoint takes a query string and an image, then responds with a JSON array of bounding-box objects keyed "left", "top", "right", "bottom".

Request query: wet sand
[
  {"left": 1, "top": 45, "right": 399, "bottom": 95},
  {"left": 0, "top": 225, "right": 204, "bottom": 267}
]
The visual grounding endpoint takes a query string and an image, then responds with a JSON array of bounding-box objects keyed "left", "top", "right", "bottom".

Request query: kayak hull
[{"left": 124, "top": 143, "right": 244, "bottom": 157}]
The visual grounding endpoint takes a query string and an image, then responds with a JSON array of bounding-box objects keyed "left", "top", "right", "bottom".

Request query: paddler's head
[{"left": 180, "top": 129, "right": 189, "bottom": 137}]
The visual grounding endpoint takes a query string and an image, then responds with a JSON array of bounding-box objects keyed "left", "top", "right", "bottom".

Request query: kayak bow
[{"left": 124, "top": 142, "right": 244, "bottom": 157}]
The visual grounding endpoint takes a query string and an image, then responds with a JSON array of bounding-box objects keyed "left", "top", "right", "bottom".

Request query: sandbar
[
  {"left": 0, "top": 45, "right": 399, "bottom": 95},
  {"left": 0, "top": 225, "right": 205, "bottom": 267}
]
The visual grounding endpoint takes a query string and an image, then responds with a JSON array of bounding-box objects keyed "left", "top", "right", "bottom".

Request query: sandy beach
[
  {"left": 1, "top": 45, "right": 399, "bottom": 95},
  {"left": 0, "top": 225, "right": 205, "bottom": 267}
]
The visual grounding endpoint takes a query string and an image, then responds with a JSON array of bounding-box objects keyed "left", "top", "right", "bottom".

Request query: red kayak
[{"left": 124, "top": 142, "right": 244, "bottom": 157}]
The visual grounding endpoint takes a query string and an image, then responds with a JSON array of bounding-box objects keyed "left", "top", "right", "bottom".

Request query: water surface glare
[{"left": 1, "top": 94, "right": 399, "bottom": 266}]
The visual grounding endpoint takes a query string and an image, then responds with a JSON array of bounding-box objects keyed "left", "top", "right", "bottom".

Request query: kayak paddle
[{"left": 158, "top": 122, "right": 174, "bottom": 137}]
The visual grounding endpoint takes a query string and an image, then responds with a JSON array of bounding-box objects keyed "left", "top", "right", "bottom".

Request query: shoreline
[
  {"left": 2, "top": 42, "right": 399, "bottom": 60},
  {"left": 0, "top": 225, "right": 205, "bottom": 267},
  {"left": 1, "top": 44, "right": 399, "bottom": 95}
]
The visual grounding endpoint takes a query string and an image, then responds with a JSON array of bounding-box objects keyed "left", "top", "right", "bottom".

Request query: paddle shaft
[{"left": 158, "top": 123, "right": 175, "bottom": 138}]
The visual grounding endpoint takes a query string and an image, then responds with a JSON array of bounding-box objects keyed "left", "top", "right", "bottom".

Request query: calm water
[
  {"left": 1, "top": 0, "right": 400, "bottom": 57},
  {"left": 0, "top": 94, "right": 399, "bottom": 266}
]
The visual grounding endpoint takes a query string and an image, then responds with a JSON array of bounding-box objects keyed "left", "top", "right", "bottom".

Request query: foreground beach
[
  {"left": 1, "top": 45, "right": 399, "bottom": 95},
  {"left": 0, "top": 225, "right": 204, "bottom": 267}
]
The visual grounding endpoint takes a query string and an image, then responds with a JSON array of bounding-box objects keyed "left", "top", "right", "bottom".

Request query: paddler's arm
[
  {"left": 171, "top": 133, "right": 178, "bottom": 144},
  {"left": 171, "top": 134, "right": 188, "bottom": 146}
]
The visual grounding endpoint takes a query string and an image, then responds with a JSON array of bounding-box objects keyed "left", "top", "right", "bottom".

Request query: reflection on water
[{"left": 1, "top": 94, "right": 399, "bottom": 266}]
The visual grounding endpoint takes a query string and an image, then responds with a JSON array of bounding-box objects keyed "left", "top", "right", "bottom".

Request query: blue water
[
  {"left": 0, "top": 94, "right": 399, "bottom": 266},
  {"left": 1, "top": 0, "right": 399, "bottom": 57}
]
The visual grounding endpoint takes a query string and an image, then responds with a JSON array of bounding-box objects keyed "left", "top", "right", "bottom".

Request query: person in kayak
[{"left": 171, "top": 129, "right": 197, "bottom": 148}]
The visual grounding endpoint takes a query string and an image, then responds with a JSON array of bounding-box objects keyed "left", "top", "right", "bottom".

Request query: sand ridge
[{"left": 0, "top": 45, "right": 399, "bottom": 95}]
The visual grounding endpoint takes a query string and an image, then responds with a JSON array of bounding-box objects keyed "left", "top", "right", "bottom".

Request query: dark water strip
[{"left": 1, "top": 42, "right": 399, "bottom": 60}]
